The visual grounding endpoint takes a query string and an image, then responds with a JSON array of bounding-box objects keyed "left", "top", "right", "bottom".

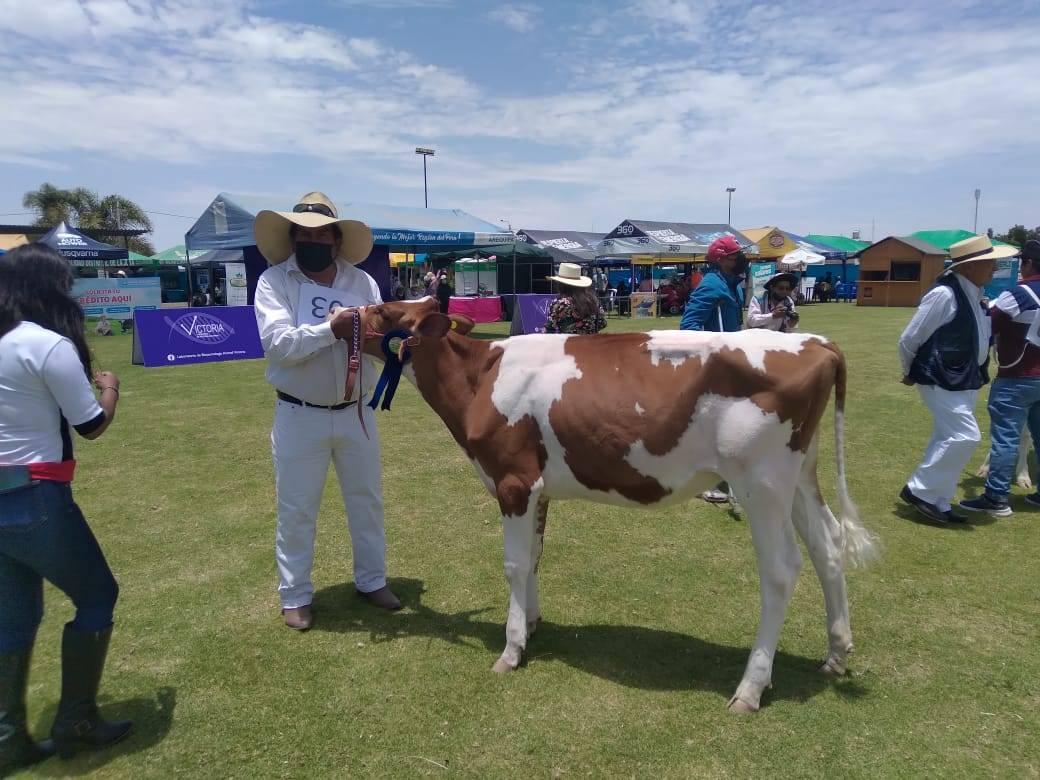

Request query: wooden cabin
[{"left": 856, "top": 236, "right": 947, "bottom": 307}]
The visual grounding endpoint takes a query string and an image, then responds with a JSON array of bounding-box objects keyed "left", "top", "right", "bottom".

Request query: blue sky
[{"left": 2, "top": 0, "right": 1038, "bottom": 249}]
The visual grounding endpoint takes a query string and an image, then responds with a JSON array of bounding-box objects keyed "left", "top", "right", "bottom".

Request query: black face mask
[
  {"left": 732, "top": 252, "right": 750, "bottom": 275},
  {"left": 296, "top": 241, "right": 335, "bottom": 273}
]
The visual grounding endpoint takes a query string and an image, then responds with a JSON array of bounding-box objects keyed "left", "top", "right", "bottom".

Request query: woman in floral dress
[{"left": 545, "top": 262, "right": 607, "bottom": 335}]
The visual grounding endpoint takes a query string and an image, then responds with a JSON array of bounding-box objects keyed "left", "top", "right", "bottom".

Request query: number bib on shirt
[{"left": 296, "top": 283, "right": 368, "bottom": 327}]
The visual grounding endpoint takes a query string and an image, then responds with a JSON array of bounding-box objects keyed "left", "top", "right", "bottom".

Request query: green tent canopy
[
  {"left": 805, "top": 234, "right": 871, "bottom": 254},
  {"left": 149, "top": 245, "right": 210, "bottom": 265},
  {"left": 911, "top": 230, "right": 1016, "bottom": 252}
]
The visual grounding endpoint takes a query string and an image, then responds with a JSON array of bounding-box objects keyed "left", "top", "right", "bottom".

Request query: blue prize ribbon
[{"left": 367, "top": 330, "right": 412, "bottom": 411}]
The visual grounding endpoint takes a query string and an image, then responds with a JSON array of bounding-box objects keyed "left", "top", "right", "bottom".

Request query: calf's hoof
[
  {"left": 492, "top": 657, "right": 518, "bottom": 674},
  {"left": 1017, "top": 476, "right": 1033, "bottom": 490},
  {"left": 819, "top": 656, "right": 847, "bottom": 677},
  {"left": 727, "top": 695, "right": 759, "bottom": 714}
]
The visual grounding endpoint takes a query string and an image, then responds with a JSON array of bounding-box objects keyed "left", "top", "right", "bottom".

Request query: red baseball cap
[{"left": 706, "top": 235, "right": 743, "bottom": 262}]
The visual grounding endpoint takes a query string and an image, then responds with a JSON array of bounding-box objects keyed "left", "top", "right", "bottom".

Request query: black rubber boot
[
  {"left": 50, "top": 626, "right": 132, "bottom": 759},
  {"left": 0, "top": 648, "right": 53, "bottom": 777}
]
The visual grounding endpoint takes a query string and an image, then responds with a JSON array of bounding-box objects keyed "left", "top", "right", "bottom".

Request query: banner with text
[
  {"left": 133, "top": 306, "right": 264, "bottom": 367},
  {"left": 509, "top": 294, "right": 556, "bottom": 335},
  {"left": 73, "top": 277, "right": 161, "bottom": 320},
  {"left": 224, "top": 263, "right": 248, "bottom": 306},
  {"left": 631, "top": 291, "right": 657, "bottom": 318},
  {"left": 749, "top": 262, "right": 777, "bottom": 302}
]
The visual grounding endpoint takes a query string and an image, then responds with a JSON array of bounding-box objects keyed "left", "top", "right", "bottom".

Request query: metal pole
[
  {"left": 423, "top": 156, "right": 428, "bottom": 208},
  {"left": 974, "top": 189, "right": 981, "bottom": 233},
  {"left": 727, "top": 192, "right": 732, "bottom": 225}
]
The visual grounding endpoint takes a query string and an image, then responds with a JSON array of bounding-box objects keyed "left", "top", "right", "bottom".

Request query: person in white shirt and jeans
[{"left": 253, "top": 192, "right": 400, "bottom": 631}]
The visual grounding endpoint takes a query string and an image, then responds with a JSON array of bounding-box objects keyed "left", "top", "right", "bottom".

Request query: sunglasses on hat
[{"left": 293, "top": 202, "right": 335, "bottom": 218}]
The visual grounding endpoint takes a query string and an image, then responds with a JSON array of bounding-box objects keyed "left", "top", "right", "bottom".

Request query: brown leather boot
[
  {"left": 357, "top": 586, "right": 401, "bottom": 611},
  {"left": 281, "top": 605, "right": 313, "bottom": 631}
]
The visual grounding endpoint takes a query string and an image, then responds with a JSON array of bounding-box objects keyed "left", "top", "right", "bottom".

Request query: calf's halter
[{"left": 338, "top": 307, "right": 416, "bottom": 439}]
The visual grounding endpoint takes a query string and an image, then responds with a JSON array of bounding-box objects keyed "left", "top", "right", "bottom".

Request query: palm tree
[
  {"left": 21, "top": 182, "right": 79, "bottom": 226},
  {"left": 22, "top": 183, "right": 156, "bottom": 255}
]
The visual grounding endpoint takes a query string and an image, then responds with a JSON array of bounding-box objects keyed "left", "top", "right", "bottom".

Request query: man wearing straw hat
[
  {"left": 253, "top": 192, "right": 400, "bottom": 631},
  {"left": 898, "top": 234, "right": 1017, "bottom": 524}
]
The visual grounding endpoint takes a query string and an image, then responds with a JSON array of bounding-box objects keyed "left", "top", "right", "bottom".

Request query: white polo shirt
[
  {"left": 253, "top": 255, "right": 383, "bottom": 406},
  {"left": 0, "top": 321, "right": 104, "bottom": 466}
]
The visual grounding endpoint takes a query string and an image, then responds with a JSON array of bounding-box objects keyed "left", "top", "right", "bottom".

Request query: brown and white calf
[{"left": 354, "top": 298, "right": 877, "bottom": 712}]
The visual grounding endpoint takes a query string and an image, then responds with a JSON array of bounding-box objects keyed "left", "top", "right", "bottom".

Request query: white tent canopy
[{"left": 779, "top": 248, "right": 826, "bottom": 271}]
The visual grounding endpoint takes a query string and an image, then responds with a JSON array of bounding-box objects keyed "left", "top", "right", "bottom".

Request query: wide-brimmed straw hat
[
  {"left": 254, "top": 191, "right": 374, "bottom": 265},
  {"left": 943, "top": 234, "right": 1018, "bottom": 276},
  {"left": 764, "top": 271, "right": 798, "bottom": 290},
  {"left": 547, "top": 262, "right": 593, "bottom": 288}
]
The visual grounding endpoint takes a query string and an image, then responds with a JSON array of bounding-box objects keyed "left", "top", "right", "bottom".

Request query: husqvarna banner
[{"left": 133, "top": 306, "right": 264, "bottom": 367}]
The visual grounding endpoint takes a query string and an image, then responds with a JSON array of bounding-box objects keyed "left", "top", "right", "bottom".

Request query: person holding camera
[
  {"left": 0, "top": 245, "right": 132, "bottom": 773},
  {"left": 747, "top": 272, "right": 800, "bottom": 332}
]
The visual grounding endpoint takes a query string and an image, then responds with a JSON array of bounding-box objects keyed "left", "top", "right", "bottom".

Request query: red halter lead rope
[{"left": 342, "top": 307, "right": 370, "bottom": 439}]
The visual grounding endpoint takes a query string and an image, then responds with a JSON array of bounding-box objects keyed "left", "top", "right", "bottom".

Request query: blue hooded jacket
[{"left": 679, "top": 267, "right": 745, "bottom": 332}]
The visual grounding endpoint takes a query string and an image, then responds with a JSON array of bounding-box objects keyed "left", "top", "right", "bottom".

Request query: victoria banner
[
  {"left": 133, "top": 306, "right": 264, "bottom": 367},
  {"left": 509, "top": 294, "right": 556, "bottom": 335}
]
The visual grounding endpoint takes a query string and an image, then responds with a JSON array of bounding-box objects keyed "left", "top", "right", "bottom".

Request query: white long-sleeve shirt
[
  {"left": 253, "top": 255, "right": 382, "bottom": 406},
  {"left": 898, "top": 273, "right": 990, "bottom": 377},
  {"left": 747, "top": 294, "right": 797, "bottom": 331}
]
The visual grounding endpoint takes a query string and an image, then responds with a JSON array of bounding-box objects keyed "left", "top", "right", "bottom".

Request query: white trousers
[
  {"left": 272, "top": 399, "right": 386, "bottom": 609},
  {"left": 908, "top": 386, "right": 981, "bottom": 512}
]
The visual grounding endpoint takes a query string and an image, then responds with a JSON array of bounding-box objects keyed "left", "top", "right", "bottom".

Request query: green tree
[
  {"left": 21, "top": 183, "right": 156, "bottom": 256},
  {"left": 994, "top": 224, "right": 1040, "bottom": 248}
]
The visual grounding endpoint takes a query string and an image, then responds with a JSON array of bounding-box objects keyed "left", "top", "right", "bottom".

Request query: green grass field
[{"left": 16, "top": 305, "right": 1040, "bottom": 778}]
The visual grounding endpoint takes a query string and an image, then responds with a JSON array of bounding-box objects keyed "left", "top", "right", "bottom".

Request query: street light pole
[
  {"left": 974, "top": 188, "right": 981, "bottom": 233},
  {"left": 726, "top": 187, "right": 736, "bottom": 225},
  {"left": 415, "top": 147, "right": 436, "bottom": 208}
]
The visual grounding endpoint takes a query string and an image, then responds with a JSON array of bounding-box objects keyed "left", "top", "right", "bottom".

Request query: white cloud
[
  {"left": 489, "top": 4, "right": 539, "bottom": 32},
  {"left": 1, "top": 0, "right": 1039, "bottom": 243}
]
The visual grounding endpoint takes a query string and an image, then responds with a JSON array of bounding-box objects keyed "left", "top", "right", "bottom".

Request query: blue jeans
[
  {"left": 0, "top": 479, "right": 119, "bottom": 652},
  {"left": 984, "top": 377, "right": 1040, "bottom": 501}
]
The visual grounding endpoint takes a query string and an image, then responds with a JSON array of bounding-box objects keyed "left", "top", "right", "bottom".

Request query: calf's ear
[
  {"left": 448, "top": 315, "right": 475, "bottom": 335},
  {"left": 415, "top": 312, "right": 452, "bottom": 338}
]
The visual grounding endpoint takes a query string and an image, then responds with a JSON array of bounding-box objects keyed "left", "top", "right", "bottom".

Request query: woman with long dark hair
[
  {"left": 0, "top": 244, "right": 131, "bottom": 772},
  {"left": 544, "top": 263, "right": 607, "bottom": 335}
]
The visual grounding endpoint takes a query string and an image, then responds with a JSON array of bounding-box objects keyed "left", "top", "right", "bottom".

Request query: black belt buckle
[{"left": 277, "top": 391, "right": 356, "bottom": 411}]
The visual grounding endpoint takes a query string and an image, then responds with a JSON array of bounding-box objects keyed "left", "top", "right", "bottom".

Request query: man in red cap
[
  {"left": 681, "top": 235, "right": 750, "bottom": 503},
  {"left": 680, "top": 235, "right": 749, "bottom": 332}
]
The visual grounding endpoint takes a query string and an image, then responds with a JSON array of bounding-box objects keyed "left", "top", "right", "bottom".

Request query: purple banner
[
  {"left": 133, "top": 306, "right": 264, "bottom": 367},
  {"left": 509, "top": 294, "right": 556, "bottom": 335}
]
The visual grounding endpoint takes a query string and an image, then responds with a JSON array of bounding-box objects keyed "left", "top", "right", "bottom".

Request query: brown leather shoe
[
  {"left": 282, "top": 604, "right": 313, "bottom": 630},
  {"left": 357, "top": 585, "right": 401, "bottom": 611}
]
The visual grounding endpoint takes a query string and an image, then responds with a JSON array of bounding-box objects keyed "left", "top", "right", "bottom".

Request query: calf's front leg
[{"left": 492, "top": 478, "right": 541, "bottom": 674}]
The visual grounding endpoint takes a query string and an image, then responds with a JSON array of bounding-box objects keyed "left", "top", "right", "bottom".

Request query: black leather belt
[{"left": 277, "top": 391, "right": 357, "bottom": 411}]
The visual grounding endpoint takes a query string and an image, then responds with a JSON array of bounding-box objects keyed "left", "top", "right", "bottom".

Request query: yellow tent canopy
[
  {"left": 741, "top": 227, "right": 798, "bottom": 259},
  {"left": 0, "top": 234, "right": 29, "bottom": 251}
]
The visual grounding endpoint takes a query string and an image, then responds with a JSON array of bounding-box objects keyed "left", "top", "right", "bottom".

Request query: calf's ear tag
[{"left": 450, "top": 320, "right": 458, "bottom": 330}]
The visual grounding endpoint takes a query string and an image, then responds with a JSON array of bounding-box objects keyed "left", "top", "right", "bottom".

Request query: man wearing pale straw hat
[
  {"left": 898, "top": 234, "right": 1017, "bottom": 524},
  {"left": 544, "top": 263, "right": 606, "bottom": 334},
  {"left": 253, "top": 192, "right": 400, "bottom": 631}
]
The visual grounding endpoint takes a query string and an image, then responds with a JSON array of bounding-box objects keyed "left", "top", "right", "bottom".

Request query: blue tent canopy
[
  {"left": 186, "top": 193, "right": 514, "bottom": 252},
  {"left": 37, "top": 222, "right": 130, "bottom": 266}
]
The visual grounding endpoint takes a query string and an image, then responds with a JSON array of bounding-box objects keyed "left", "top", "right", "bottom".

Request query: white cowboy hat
[
  {"left": 764, "top": 271, "right": 798, "bottom": 289},
  {"left": 547, "top": 262, "right": 592, "bottom": 288},
  {"left": 254, "top": 191, "right": 374, "bottom": 265},
  {"left": 943, "top": 234, "right": 1018, "bottom": 276}
]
